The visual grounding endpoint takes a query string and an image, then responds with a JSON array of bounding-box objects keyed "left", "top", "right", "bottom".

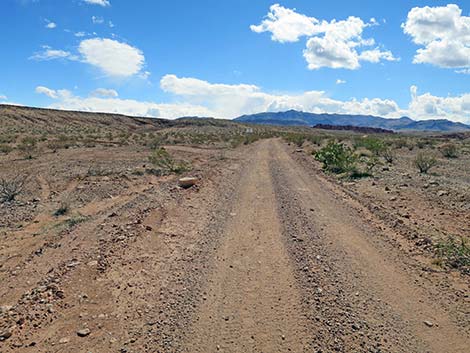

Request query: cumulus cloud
[
  {"left": 403, "top": 4, "right": 470, "bottom": 72},
  {"left": 31, "top": 39, "right": 145, "bottom": 78},
  {"left": 34, "top": 77, "right": 470, "bottom": 124},
  {"left": 408, "top": 86, "right": 470, "bottom": 123},
  {"left": 251, "top": 4, "right": 397, "bottom": 70},
  {"left": 0, "top": 94, "right": 7, "bottom": 100},
  {"left": 250, "top": 4, "right": 319, "bottom": 42},
  {"left": 78, "top": 38, "right": 145, "bottom": 77},
  {"left": 161, "top": 74, "right": 404, "bottom": 118},
  {"left": 91, "top": 88, "right": 118, "bottom": 97},
  {"left": 83, "top": 0, "right": 110, "bottom": 6},
  {"left": 336, "top": 79, "right": 346, "bottom": 84}
]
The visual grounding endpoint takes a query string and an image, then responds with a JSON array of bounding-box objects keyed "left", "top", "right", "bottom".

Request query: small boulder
[
  {"left": 77, "top": 328, "right": 91, "bottom": 337},
  {"left": 178, "top": 177, "right": 198, "bottom": 189}
]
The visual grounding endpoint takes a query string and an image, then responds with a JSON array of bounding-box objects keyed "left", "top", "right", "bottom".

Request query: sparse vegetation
[
  {"left": 435, "top": 237, "right": 470, "bottom": 274},
  {"left": 148, "top": 147, "right": 190, "bottom": 175},
  {"left": 380, "top": 148, "right": 395, "bottom": 164},
  {"left": 354, "top": 137, "right": 386, "bottom": 156},
  {"left": 54, "top": 201, "right": 69, "bottom": 216},
  {"left": 0, "top": 175, "right": 28, "bottom": 203},
  {"left": 414, "top": 153, "right": 437, "bottom": 174},
  {"left": 18, "top": 136, "right": 37, "bottom": 159},
  {"left": 439, "top": 143, "right": 458, "bottom": 158},
  {"left": 0, "top": 144, "right": 13, "bottom": 154}
]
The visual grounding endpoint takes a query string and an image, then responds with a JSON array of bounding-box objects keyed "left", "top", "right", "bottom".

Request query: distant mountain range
[{"left": 235, "top": 110, "right": 470, "bottom": 132}]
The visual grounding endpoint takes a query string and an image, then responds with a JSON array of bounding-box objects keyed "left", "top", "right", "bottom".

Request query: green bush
[
  {"left": 284, "top": 133, "right": 306, "bottom": 147},
  {"left": 354, "top": 137, "right": 386, "bottom": 156},
  {"left": 439, "top": 143, "right": 458, "bottom": 158},
  {"left": 414, "top": 153, "right": 437, "bottom": 174},
  {"left": 435, "top": 237, "right": 470, "bottom": 273},
  {"left": 148, "top": 148, "right": 189, "bottom": 175},
  {"left": 314, "top": 141, "right": 358, "bottom": 174}
]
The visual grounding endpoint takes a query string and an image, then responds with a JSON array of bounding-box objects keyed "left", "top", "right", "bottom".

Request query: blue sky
[{"left": 0, "top": 0, "right": 469, "bottom": 122}]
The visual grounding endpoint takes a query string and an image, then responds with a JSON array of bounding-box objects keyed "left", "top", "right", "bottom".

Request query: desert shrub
[
  {"left": 414, "top": 153, "right": 437, "bottom": 174},
  {"left": 148, "top": 135, "right": 166, "bottom": 149},
  {"left": 18, "top": 136, "right": 37, "bottom": 159},
  {"left": 87, "top": 165, "right": 113, "bottom": 177},
  {"left": 148, "top": 148, "right": 189, "bottom": 175},
  {"left": 0, "top": 144, "right": 13, "bottom": 154},
  {"left": 354, "top": 137, "right": 386, "bottom": 156},
  {"left": 439, "top": 143, "right": 458, "bottom": 158},
  {"left": 0, "top": 175, "right": 28, "bottom": 203},
  {"left": 308, "top": 135, "right": 325, "bottom": 146},
  {"left": 393, "top": 138, "right": 409, "bottom": 149},
  {"left": 54, "top": 201, "right": 69, "bottom": 216},
  {"left": 435, "top": 237, "right": 470, "bottom": 273},
  {"left": 380, "top": 148, "right": 395, "bottom": 164},
  {"left": 314, "top": 141, "right": 358, "bottom": 174},
  {"left": 284, "top": 134, "right": 306, "bottom": 147}
]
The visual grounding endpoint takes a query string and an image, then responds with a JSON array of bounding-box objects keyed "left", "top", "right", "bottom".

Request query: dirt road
[
  {"left": 182, "top": 139, "right": 469, "bottom": 353},
  {"left": 1, "top": 139, "right": 468, "bottom": 352}
]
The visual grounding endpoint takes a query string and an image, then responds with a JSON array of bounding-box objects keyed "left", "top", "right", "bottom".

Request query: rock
[
  {"left": 87, "top": 260, "right": 98, "bottom": 267},
  {"left": 77, "top": 328, "right": 91, "bottom": 337},
  {"left": 437, "top": 190, "right": 448, "bottom": 197},
  {"left": 178, "top": 177, "right": 198, "bottom": 189},
  {"left": 59, "top": 337, "right": 69, "bottom": 344},
  {"left": 389, "top": 196, "right": 397, "bottom": 201},
  {"left": 424, "top": 320, "right": 434, "bottom": 327},
  {"left": 0, "top": 329, "right": 12, "bottom": 341}
]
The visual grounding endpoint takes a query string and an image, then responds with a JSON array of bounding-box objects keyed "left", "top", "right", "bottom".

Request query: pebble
[
  {"left": 77, "top": 328, "right": 91, "bottom": 337},
  {"left": 424, "top": 320, "right": 434, "bottom": 327},
  {"left": 59, "top": 337, "right": 70, "bottom": 344}
]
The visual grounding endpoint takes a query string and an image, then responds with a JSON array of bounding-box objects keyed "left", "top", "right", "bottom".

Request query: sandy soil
[{"left": 1, "top": 139, "right": 469, "bottom": 352}]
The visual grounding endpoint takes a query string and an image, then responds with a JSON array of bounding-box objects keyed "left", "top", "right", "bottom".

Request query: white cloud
[
  {"left": 75, "top": 31, "right": 86, "bottom": 37},
  {"left": 92, "top": 16, "right": 104, "bottom": 24},
  {"left": 456, "top": 68, "right": 470, "bottom": 75},
  {"left": 0, "top": 94, "right": 7, "bottom": 100},
  {"left": 336, "top": 79, "right": 346, "bottom": 84},
  {"left": 33, "top": 77, "right": 470, "bottom": 124},
  {"left": 359, "top": 49, "right": 398, "bottom": 63},
  {"left": 30, "top": 46, "right": 78, "bottom": 61},
  {"left": 408, "top": 86, "right": 470, "bottom": 123},
  {"left": 403, "top": 4, "right": 470, "bottom": 72},
  {"left": 31, "top": 38, "right": 146, "bottom": 78},
  {"left": 45, "top": 20, "right": 56, "bottom": 29},
  {"left": 36, "top": 86, "right": 65, "bottom": 99},
  {"left": 35, "top": 85, "right": 212, "bottom": 119},
  {"left": 91, "top": 88, "right": 118, "bottom": 97},
  {"left": 252, "top": 5, "right": 397, "bottom": 70},
  {"left": 160, "top": 74, "right": 404, "bottom": 118},
  {"left": 250, "top": 4, "right": 319, "bottom": 43},
  {"left": 83, "top": 0, "right": 110, "bottom": 6},
  {"left": 78, "top": 38, "right": 145, "bottom": 77}
]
